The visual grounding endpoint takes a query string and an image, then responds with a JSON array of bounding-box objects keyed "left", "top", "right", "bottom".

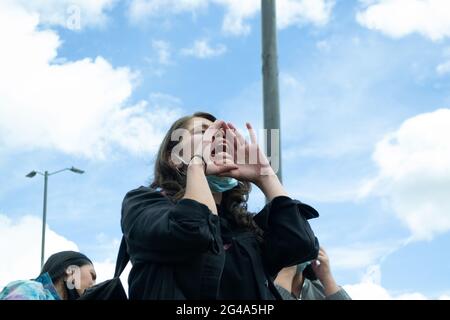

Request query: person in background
[
  {"left": 275, "top": 247, "right": 351, "bottom": 300},
  {"left": 0, "top": 251, "right": 96, "bottom": 300}
]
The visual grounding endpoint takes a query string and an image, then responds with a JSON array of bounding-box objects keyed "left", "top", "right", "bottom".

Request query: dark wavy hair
[{"left": 150, "top": 112, "right": 263, "bottom": 240}]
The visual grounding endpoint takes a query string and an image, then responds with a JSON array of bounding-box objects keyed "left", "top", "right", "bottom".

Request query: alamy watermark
[
  {"left": 65, "top": 265, "right": 82, "bottom": 290},
  {"left": 66, "top": 5, "right": 81, "bottom": 31}
]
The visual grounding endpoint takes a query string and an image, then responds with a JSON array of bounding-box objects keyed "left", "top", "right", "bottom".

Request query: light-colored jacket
[
  {"left": 276, "top": 279, "right": 352, "bottom": 300},
  {"left": 0, "top": 273, "right": 61, "bottom": 300}
]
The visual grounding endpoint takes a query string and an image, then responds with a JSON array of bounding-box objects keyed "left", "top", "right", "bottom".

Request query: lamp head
[
  {"left": 70, "top": 167, "right": 84, "bottom": 174},
  {"left": 26, "top": 171, "right": 37, "bottom": 178}
]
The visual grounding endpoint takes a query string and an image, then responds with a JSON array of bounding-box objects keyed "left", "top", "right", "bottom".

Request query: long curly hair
[{"left": 150, "top": 112, "right": 263, "bottom": 240}]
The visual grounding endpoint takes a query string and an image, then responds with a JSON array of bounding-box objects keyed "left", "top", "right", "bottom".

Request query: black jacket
[{"left": 121, "top": 186, "right": 319, "bottom": 300}]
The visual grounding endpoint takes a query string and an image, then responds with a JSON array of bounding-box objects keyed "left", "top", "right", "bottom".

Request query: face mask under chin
[{"left": 206, "top": 175, "right": 239, "bottom": 193}]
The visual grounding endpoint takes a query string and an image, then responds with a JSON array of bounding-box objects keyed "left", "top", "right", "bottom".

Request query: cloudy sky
[{"left": 1, "top": 0, "right": 450, "bottom": 300}]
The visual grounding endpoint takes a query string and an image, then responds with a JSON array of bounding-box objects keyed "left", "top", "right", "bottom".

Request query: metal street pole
[
  {"left": 41, "top": 171, "right": 48, "bottom": 269},
  {"left": 26, "top": 167, "right": 84, "bottom": 270},
  {"left": 261, "top": 0, "right": 282, "bottom": 182}
]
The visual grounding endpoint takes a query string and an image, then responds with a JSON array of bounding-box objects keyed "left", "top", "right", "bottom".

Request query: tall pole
[
  {"left": 26, "top": 167, "right": 84, "bottom": 269},
  {"left": 41, "top": 171, "right": 48, "bottom": 269},
  {"left": 261, "top": 0, "right": 282, "bottom": 182}
]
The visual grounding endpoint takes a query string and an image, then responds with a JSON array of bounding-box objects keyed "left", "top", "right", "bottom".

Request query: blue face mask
[
  {"left": 296, "top": 261, "right": 311, "bottom": 274},
  {"left": 206, "top": 175, "right": 239, "bottom": 193}
]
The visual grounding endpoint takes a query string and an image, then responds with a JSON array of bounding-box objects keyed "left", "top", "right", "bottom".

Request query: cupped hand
[
  {"left": 216, "top": 122, "right": 274, "bottom": 184},
  {"left": 172, "top": 120, "right": 238, "bottom": 175}
]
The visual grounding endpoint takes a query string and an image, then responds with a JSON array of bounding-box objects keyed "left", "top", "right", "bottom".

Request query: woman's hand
[
  {"left": 217, "top": 122, "right": 274, "bottom": 184},
  {"left": 311, "top": 247, "right": 340, "bottom": 296},
  {"left": 174, "top": 120, "right": 237, "bottom": 176},
  {"left": 311, "top": 247, "right": 333, "bottom": 282}
]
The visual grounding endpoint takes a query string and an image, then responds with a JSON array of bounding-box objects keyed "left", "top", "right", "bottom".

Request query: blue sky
[{"left": 1, "top": 0, "right": 450, "bottom": 299}]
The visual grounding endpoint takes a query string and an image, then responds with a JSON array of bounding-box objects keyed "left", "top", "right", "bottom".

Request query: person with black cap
[
  {"left": 275, "top": 247, "right": 351, "bottom": 300},
  {"left": 0, "top": 251, "right": 96, "bottom": 300}
]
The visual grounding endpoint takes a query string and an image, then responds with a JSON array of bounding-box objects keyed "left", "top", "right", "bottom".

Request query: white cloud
[
  {"left": 211, "top": 0, "right": 259, "bottom": 36},
  {"left": 215, "top": 0, "right": 335, "bottom": 35},
  {"left": 0, "top": 1, "right": 181, "bottom": 159},
  {"left": 181, "top": 39, "right": 227, "bottom": 58},
  {"left": 363, "top": 109, "right": 450, "bottom": 240},
  {"left": 128, "top": 0, "right": 334, "bottom": 36},
  {"left": 8, "top": 0, "right": 116, "bottom": 30},
  {"left": 152, "top": 40, "right": 173, "bottom": 65},
  {"left": 344, "top": 280, "right": 430, "bottom": 300},
  {"left": 436, "top": 61, "right": 450, "bottom": 75},
  {"left": 316, "top": 40, "right": 331, "bottom": 52},
  {"left": 328, "top": 242, "right": 400, "bottom": 270},
  {"left": 129, "top": 0, "right": 209, "bottom": 22},
  {"left": 344, "top": 265, "right": 430, "bottom": 300},
  {"left": 344, "top": 281, "right": 391, "bottom": 300},
  {"left": 343, "top": 265, "right": 390, "bottom": 300},
  {"left": 437, "top": 48, "right": 450, "bottom": 75},
  {"left": 0, "top": 214, "right": 79, "bottom": 288},
  {"left": 357, "top": 0, "right": 450, "bottom": 41},
  {"left": 276, "top": 0, "right": 335, "bottom": 29},
  {"left": 0, "top": 214, "right": 130, "bottom": 294},
  {"left": 396, "top": 292, "right": 428, "bottom": 300}
]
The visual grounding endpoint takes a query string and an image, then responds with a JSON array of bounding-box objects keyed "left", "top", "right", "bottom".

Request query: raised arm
[
  {"left": 182, "top": 120, "right": 237, "bottom": 214},
  {"left": 254, "top": 196, "right": 320, "bottom": 277},
  {"left": 222, "top": 122, "right": 320, "bottom": 276}
]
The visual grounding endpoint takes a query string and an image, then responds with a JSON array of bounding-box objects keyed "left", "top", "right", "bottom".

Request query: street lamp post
[
  {"left": 26, "top": 166, "right": 85, "bottom": 269},
  {"left": 42, "top": 171, "right": 48, "bottom": 272}
]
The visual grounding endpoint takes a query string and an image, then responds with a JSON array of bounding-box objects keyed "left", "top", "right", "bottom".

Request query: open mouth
[{"left": 213, "top": 138, "right": 228, "bottom": 154}]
